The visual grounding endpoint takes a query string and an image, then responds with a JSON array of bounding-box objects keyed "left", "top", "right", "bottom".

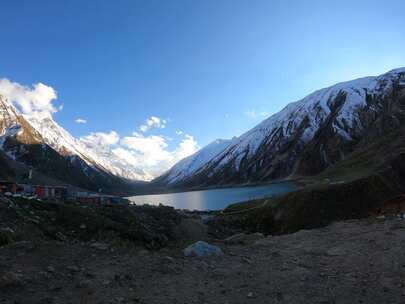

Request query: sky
[{"left": 0, "top": 0, "right": 405, "bottom": 177}]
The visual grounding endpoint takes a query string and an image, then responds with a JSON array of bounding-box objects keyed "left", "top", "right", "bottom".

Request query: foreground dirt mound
[{"left": 2, "top": 217, "right": 405, "bottom": 303}]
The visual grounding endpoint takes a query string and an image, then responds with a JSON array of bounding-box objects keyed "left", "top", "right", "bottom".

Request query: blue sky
[{"left": 1, "top": 0, "right": 405, "bottom": 176}]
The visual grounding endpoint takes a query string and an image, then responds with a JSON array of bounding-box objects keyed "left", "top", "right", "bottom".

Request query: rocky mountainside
[
  {"left": 158, "top": 67, "right": 405, "bottom": 187},
  {"left": 25, "top": 112, "right": 150, "bottom": 181},
  {"left": 159, "top": 139, "right": 233, "bottom": 184},
  {"left": 0, "top": 95, "right": 140, "bottom": 194}
]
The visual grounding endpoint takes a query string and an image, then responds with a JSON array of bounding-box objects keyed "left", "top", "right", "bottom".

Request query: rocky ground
[{"left": 2, "top": 193, "right": 405, "bottom": 303}]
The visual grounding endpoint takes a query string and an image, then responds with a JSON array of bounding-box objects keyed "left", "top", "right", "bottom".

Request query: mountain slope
[
  {"left": 158, "top": 67, "right": 405, "bottom": 188},
  {"left": 26, "top": 113, "right": 151, "bottom": 181},
  {"left": 0, "top": 95, "right": 139, "bottom": 194},
  {"left": 156, "top": 139, "right": 232, "bottom": 184}
]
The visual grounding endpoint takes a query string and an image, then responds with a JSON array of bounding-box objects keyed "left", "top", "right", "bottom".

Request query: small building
[
  {"left": 0, "top": 181, "right": 23, "bottom": 194},
  {"left": 20, "top": 184, "right": 35, "bottom": 196},
  {"left": 76, "top": 193, "right": 120, "bottom": 204},
  {"left": 34, "top": 185, "right": 67, "bottom": 199},
  {"left": 0, "top": 181, "right": 67, "bottom": 199},
  {"left": 77, "top": 195, "right": 101, "bottom": 204}
]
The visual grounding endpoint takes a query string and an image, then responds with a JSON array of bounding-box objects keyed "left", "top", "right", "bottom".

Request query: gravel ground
[{"left": 2, "top": 217, "right": 405, "bottom": 304}]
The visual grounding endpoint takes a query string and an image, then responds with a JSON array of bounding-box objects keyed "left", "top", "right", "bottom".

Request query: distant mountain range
[
  {"left": 156, "top": 67, "right": 405, "bottom": 188},
  {"left": 2, "top": 67, "right": 405, "bottom": 194}
]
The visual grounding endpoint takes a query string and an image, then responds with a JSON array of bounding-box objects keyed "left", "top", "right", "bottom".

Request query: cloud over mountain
[
  {"left": 0, "top": 78, "right": 58, "bottom": 117},
  {"left": 0, "top": 77, "right": 199, "bottom": 180}
]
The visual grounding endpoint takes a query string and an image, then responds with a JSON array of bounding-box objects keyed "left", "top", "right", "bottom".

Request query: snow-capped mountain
[
  {"left": 26, "top": 112, "right": 151, "bottom": 181},
  {"left": 0, "top": 95, "right": 146, "bottom": 192},
  {"left": 159, "top": 67, "right": 405, "bottom": 187},
  {"left": 157, "top": 139, "right": 232, "bottom": 184}
]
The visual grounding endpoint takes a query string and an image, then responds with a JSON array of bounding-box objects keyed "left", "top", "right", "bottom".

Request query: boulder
[
  {"left": 90, "top": 242, "right": 109, "bottom": 251},
  {"left": 183, "top": 241, "right": 223, "bottom": 257},
  {"left": 0, "top": 272, "right": 24, "bottom": 289}
]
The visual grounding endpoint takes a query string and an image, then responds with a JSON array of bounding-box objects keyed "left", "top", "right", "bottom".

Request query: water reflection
[{"left": 128, "top": 182, "right": 296, "bottom": 210}]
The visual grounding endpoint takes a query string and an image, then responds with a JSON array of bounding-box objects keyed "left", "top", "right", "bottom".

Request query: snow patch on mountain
[
  {"left": 25, "top": 113, "right": 151, "bottom": 181},
  {"left": 0, "top": 94, "right": 151, "bottom": 181},
  {"left": 161, "top": 67, "right": 405, "bottom": 185},
  {"left": 163, "top": 139, "right": 232, "bottom": 183}
]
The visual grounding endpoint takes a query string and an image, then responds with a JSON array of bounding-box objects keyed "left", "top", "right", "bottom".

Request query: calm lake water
[{"left": 128, "top": 182, "right": 296, "bottom": 210}]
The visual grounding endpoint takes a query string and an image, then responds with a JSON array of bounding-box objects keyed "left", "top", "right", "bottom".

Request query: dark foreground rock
[{"left": 2, "top": 217, "right": 405, "bottom": 303}]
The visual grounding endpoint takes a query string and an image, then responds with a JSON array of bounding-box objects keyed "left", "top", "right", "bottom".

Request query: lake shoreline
[
  {"left": 127, "top": 182, "right": 297, "bottom": 211},
  {"left": 129, "top": 178, "right": 300, "bottom": 197}
]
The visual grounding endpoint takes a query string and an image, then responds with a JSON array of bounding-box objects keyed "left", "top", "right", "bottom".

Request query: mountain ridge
[
  {"left": 157, "top": 67, "right": 405, "bottom": 188},
  {"left": 0, "top": 95, "right": 142, "bottom": 194}
]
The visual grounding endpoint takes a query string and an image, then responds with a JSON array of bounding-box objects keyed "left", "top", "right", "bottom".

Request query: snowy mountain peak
[
  {"left": 0, "top": 94, "right": 150, "bottom": 181},
  {"left": 0, "top": 95, "right": 20, "bottom": 134},
  {"left": 159, "top": 138, "right": 232, "bottom": 184},
  {"left": 159, "top": 67, "right": 405, "bottom": 186}
]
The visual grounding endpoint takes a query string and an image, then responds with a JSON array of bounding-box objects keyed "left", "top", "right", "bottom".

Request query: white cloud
[
  {"left": 111, "top": 147, "right": 141, "bottom": 167},
  {"left": 80, "top": 129, "right": 199, "bottom": 178},
  {"left": 173, "top": 134, "right": 199, "bottom": 161},
  {"left": 80, "top": 131, "right": 120, "bottom": 147},
  {"left": 139, "top": 116, "right": 167, "bottom": 132},
  {"left": 121, "top": 133, "right": 171, "bottom": 166},
  {"left": 244, "top": 109, "right": 268, "bottom": 119},
  {"left": 0, "top": 78, "right": 58, "bottom": 116},
  {"left": 120, "top": 132, "right": 199, "bottom": 175},
  {"left": 0, "top": 77, "right": 198, "bottom": 180},
  {"left": 75, "top": 118, "right": 87, "bottom": 124}
]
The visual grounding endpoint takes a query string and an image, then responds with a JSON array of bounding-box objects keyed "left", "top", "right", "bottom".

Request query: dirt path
[{"left": 2, "top": 217, "right": 405, "bottom": 303}]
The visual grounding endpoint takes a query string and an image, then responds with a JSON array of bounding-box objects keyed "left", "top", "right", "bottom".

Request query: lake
[{"left": 127, "top": 182, "right": 296, "bottom": 210}]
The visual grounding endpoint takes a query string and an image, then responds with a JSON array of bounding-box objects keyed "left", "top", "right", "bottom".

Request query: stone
[
  {"left": 162, "top": 256, "right": 175, "bottom": 263},
  {"left": 7, "top": 241, "right": 35, "bottom": 251},
  {"left": 247, "top": 292, "right": 256, "bottom": 299},
  {"left": 66, "top": 265, "right": 80, "bottom": 273},
  {"left": 48, "top": 283, "right": 62, "bottom": 291},
  {"left": 90, "top": 242, "right": 109, "bottom": 251},
  {"left": 0, "top": 271, "right": 24, "bottom": 288},
  {"left": 183, "top": 241, "right": 224, "bottom": 257},
  {"left": 46, "top": 266, "right": 56, "bottom": 273},
  {"left": 225, "top": 233, "right": 246, "bottom": 244},
  {"left": 326, "top": 247, "right": 347, "bottom": 256},
  {"left": 76, "top": 279, "right": 91, "bottom": 288},
  {"left": 241, "top": 256, "right": 253, "bottom": 264},
  {"left": 137, "top": 249, "right": 149, "bottom": 256}
]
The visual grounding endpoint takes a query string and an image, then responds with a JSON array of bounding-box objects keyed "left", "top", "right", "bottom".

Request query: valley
[
  {"left": 2, "top": 65, "right": 405, "bottom": 303},
  {"left": 2, "top": 2, "right": 405, "bottom": 303}
]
